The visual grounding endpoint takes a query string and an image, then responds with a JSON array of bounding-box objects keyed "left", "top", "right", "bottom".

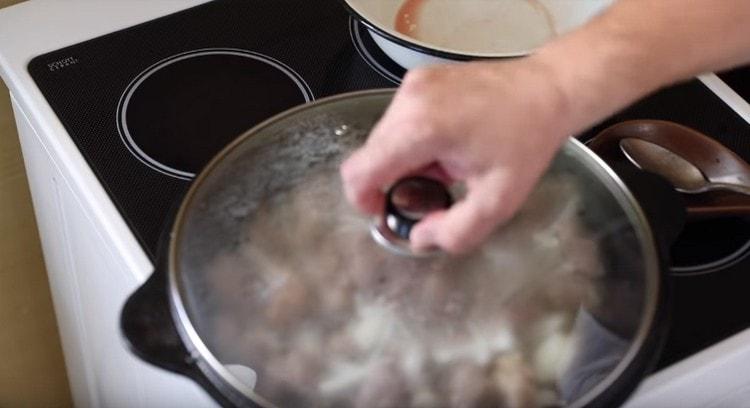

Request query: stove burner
[
  {"left": 349, "top": 18, "right": 404, "bottom": 85},
  {"left": 670, "top": 217, "right": 750, "bottom": 275},
  {"left": 117, "top": 48, "right": 314, "bottom": 180}
]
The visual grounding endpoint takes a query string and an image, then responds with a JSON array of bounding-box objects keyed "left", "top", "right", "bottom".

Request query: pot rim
[{"left": 166, "top": 89, "right": 663, "bottom": 407}]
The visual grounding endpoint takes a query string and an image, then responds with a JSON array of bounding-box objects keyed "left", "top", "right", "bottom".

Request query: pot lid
[{"left": 169, "top": 90, "right": 660, "bottom": 407}]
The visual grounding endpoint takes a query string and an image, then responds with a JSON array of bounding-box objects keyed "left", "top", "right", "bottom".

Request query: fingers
[
  {"left": 341, "top": 105, "right": 439, "bottom": 215},
  {"left": 410, "top": 170, "right": 536, "bottom": 254},
  {"left": 338, "top": 61, "right": 568, "bottom": 253}
]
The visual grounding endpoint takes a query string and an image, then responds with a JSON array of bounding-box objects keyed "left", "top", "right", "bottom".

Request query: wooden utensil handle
[{"left": 586, "top": 120, "right": 750, "bottom": 219}]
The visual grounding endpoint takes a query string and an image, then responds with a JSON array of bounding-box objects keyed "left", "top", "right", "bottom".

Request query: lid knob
[
  {"left": 386, "top": 177, "right": 453, "bottom": 239},
  {"left": 371, "top": 177, "right": 452, "bottom": 255}
]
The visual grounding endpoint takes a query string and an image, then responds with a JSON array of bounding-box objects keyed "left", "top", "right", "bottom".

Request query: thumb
[{"left": 409, "top": 170, "right": 533, "bottom": 254}]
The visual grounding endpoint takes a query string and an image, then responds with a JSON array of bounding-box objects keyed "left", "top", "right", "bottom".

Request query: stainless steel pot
[{"left": 121, "top": 90, "right": 681, "bottom": 407}]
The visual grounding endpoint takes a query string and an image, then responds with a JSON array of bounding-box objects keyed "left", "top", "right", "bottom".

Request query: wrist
[{"left": 530, "top": 12, "right": 672, "bottom": 136}]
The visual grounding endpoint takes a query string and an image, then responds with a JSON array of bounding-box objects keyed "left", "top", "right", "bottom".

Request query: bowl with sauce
[{"left": 341, "top": 0, "right": 614, "bottom": 69}]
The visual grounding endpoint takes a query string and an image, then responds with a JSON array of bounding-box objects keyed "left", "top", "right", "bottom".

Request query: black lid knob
[{"left": 384, "top": 177, "right": 453, "bottom": 240}]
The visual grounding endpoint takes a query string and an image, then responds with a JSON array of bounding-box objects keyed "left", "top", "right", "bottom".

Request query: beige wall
[
  {"left": 0, "top": 0, "right": 21, "bottom": 7},
  {"left": 0, "top": 0, "right": 73, "bottom": 406}
]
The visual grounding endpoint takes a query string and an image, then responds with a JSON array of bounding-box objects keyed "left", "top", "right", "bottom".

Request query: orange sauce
[
  {"left": 394, "top": 0, "right": 427, "bottom": 39},
  {"left": 394, "top": 0, "right": 557, "bottom": 45}
]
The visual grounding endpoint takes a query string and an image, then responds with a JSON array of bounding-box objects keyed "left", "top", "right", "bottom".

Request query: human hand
[
  {"left": 341, "top": 0, "right": 750, "bottom": 254},
  {"left": 341, "top": 58, "right": 576, "bottom": 254}
]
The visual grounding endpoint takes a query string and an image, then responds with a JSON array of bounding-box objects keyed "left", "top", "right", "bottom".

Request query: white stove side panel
[
  {"left": 12, "top": 95, "right": 216, "bottom": 407},
  {"left": 11, "top": 96, "right": 97, "bottom": 408},
  {"left": 0, "top": 0, "right": 209, "bottom": 283}
]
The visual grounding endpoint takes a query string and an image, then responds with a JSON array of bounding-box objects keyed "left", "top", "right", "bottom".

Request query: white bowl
[{"left": 343, "top": 0, "right": 614, "bottom": 69}]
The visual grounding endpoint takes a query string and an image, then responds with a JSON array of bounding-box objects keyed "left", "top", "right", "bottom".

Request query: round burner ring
[
  {"left": 349, "top": 18, "right": 403, "bottom": 85},
  {"left": 117, "top": 48, "right": 314, "bottom": 180},
  {"left": 670, "top": 225, "right": 750, "bottom": 276}
]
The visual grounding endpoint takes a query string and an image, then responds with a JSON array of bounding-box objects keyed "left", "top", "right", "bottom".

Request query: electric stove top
[
  {"left": 27, "top": 0, "right": 402, "bottom": 261},
  {"left": 26, "top": 0, "right": 750, "bottom": 372}
]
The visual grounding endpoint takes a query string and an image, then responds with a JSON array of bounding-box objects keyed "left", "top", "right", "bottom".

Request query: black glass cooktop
[
  {"left": 28, "top": 0, "right": 402, "bottom": 259},
  {"left": 26, "top": 0, "right": 750, "bottom": 371},
  {"left": 719, "top": 65, "right": 750, "bottom": 101},
  {"left": 576, "top": 79, "right": 750, "bottom": 368}
]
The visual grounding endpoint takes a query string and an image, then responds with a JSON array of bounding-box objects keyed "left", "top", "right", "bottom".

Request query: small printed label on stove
[{"left": 47, "top": 57, "right": 79, "bottom": 72}]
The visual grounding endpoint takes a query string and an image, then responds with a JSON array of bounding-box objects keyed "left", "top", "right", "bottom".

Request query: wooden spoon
[{"left": 586, "top": 120, "right": 750, "bottom": 219}]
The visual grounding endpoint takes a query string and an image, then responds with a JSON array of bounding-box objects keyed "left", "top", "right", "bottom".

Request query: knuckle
[
  {"left": 411, "top": 119, "right": 439, "bottom": 144},
  {"left": 380, "top": 117, "right": 436, "bottom": 149}
]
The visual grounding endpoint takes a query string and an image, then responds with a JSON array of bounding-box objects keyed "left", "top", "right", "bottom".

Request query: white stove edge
[
  {"left": 1, "top": 1, "right": 750, "bottom": 407},
  {"left": 0, "top": 1, "right": 214, "bottom": 407},
  {"left": 0, "top": 0, "right": 213, "bottom": 283}
]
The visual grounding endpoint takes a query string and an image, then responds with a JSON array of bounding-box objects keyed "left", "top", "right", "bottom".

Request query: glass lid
[{"left": 170, "top": 90, "right": 659, "bottom": 407}]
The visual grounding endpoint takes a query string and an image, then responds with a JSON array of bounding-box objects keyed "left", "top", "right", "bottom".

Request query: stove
[
  {"left": 27, "top": 0, "right": 403, "bottom": 260},
  {"left": 2, "top": 0, "right": 750, "bottom": 406}
]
